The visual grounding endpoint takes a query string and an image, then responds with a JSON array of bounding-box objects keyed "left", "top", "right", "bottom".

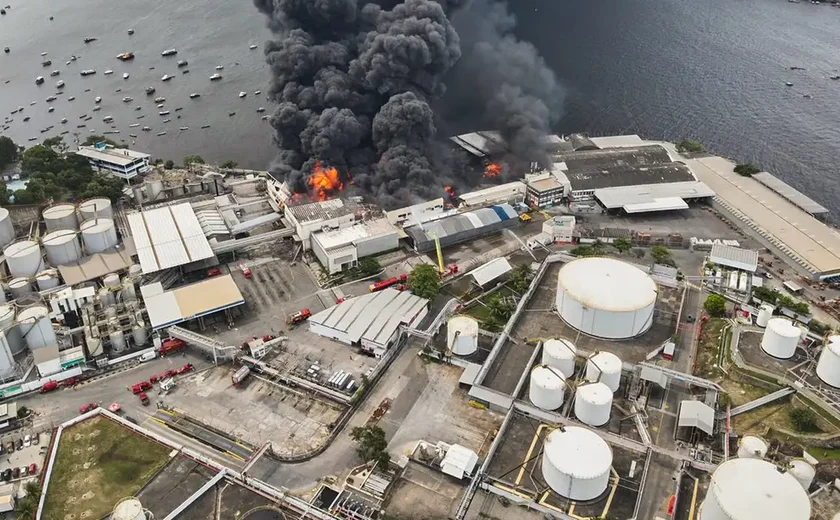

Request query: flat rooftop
[
  {"left": 312, "top": 219, "right": 397, "bottom": 250},
  {"left": 528, "top": 177, "right": 563, "bottom": 192},
  {"left": 594, "top": 181, "right": 715, "bottom": 209},
  {"left": 141, "top": 274, "right": 245, "bottom": 330},
  {"left": 752, "top": 171, "right": 828, "bottom": 216},
  {"left": 75, "top": 145, "right": 150, "bottom": 166},
  {"left": 285, "top": 198, "right": 355, "bottom": 224},
  {"left": 687, "top": 155, "right": 840, "bottom": 278}
]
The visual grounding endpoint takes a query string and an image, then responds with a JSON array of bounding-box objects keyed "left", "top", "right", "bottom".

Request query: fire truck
[
  {"left": 368, "top": 274, "right": 407, "bottom": 293},
  {"left": 286, "top": 309, "right": 311, "bottom": 327}
]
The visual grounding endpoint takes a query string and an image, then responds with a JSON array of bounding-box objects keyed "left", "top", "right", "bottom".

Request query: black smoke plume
[{"left": 255, "top": 0, "right": 562, "bottom": 209}]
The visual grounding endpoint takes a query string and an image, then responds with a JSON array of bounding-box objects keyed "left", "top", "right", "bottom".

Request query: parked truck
[
  {"left": 369, "top": 274, "right": 407, "bottom": 293},
  {"left": 232, "top": 365, "right": 250, "bottom": 386},
  {"left": 286, "top": 309, "right": 311, "bottom": 327},
  {"left": 158, "top": 338, "right": 186, "bottom": 356}
]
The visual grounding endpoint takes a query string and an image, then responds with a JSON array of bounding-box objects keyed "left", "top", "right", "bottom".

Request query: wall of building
[
  {"left": 355, "top": 232, "right": 399, "bottom": 258},
  {"left": 289, "top": 213, "right": 356, "bottom": 250},
  {"left": 385, "top": 198, "right": 445, "bottom": 226},
  {"left": 459, "top": 182, "right": 526, "bottom": 208},
  {"left": 309, "top": 322, "right": 352, "bottom": 345}
]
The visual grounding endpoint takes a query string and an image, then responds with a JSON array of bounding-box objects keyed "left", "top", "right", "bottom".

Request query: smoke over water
[{"left": 254, "top": 0, "right": 563, "bottom": 209}]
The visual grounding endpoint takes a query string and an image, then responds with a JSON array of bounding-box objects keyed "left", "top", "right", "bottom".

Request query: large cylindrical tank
[
  {"left": 529, "top": 365, "right": 566, "bottom": 411},
  {"left": 78, "top": 198, "right": 113, "bottom": 221},
  {"left": 761, "top": 318, "right": 800, "bottom": 359},
  {"left": 0, "top": 304, "right": 23, "bottom": 355},
  {"left": 80, "top": 218, "right": 118, "bottom": 254},
  {"left": 112, "top": 498, "right": 147, "bottom": 520},
  {"left": 574, "top": 382, "right": 613, "bottom": 427},
  {"left": 35, "top": 269, "right": 60, "bottom": 291},
  {"left": 788, "top": 459, "right": 815, "bottom": 491},
  {"left": 128, "top": 264, "right": 143, "bottom": 277},
  {"left": 0, "top": 331, "right": 16, "bottom": 379},
  {"left": 148, "top": 179, "right": 164, "bottom": 201},
  {"left": 99, "top": 287, "right": 115, "bottom": 307},
  {"left": 110, "top": 328, "right": 126, "bottom": 352},
  {"left": 585, "top": 351, "right": 622, "bottom": 392},
  {"left": 86, "top": 336, "right": 103, "bottom": 357},
  {"left": 756, "top": 304, "right": 774, "bottom": 328},
  {"left": 123, "top": 280, "right": 137, "bottom": 301},
  {"left": 542, "top": 338, "right": 577, "bottom": 378},
  {"left": 447, "top": 316, "right": 478, "bottom": 356},
  {"left": 0, "top": 208, "right": 15, "bottom": 249},
  {"left": 817, "top": 336, "right": 840, "bottom": 387},
  {"left": 4, "top": 240, "right": 44, "bottom": 278},
  {"left": 132, "top": 325, "right": 147, "bottom": 346},
  {"left": 103, "top": 272, "right": 120, "bottom": 288},
  {"left": 8, "top": 277, "right": 33, "bottom": 299},
  {"left": 698, "top": 458, "right": 810, "bottom": 520},
  {"left": 17, "top": 305, "right": 55, "bottom": 350},
  {"left": 541, "top": 426, "right": 612, "bottom": 501},
  {"left": 737, "top": 435, "right": 767, "bottom": 459},
  {"left": 555, "top": 258, "right": 657, "bottom": 339},
  {"left": 42, "top": 228, "right": 83, "bottom": 266},
  {"left": 42, "top": 203, "right": 79, "bottom": 232}
]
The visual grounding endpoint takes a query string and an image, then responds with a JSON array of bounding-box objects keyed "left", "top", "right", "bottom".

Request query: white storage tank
[
  {"left": 699, "top": 458, "right": 810, "bottom": 520},
  {"left": 0, "top": 208, "right": 15, "bottom": 249},
  {"left": 79, "top": 197, "right": 113, "bottom": 221},
  {"left": 447, "top": 316, "right": 479, "bottom": 356},
  {"left": 128, "top": 264, "right": 143, "bottom": 277},
  {"left": 86, "top": 336, "right": 103, "bottom": 357},
  {"left": 761, "top": 318, "right": 800, "bottom": 359},
  {"left": 727, "top": 271, "right": 738, "bottom": 290},
  {"left": 103, "top": 272, "right": 121, "bottom": 288},
  {"left": 17, "top": 305, "right": 55, "bottom": 350},
  {"left": 8, "top": 277, "right": 33, "bottom": 299},
  {"left": 35, "top": 269, "right": 60, "bottom": 291},
  {"left": 817, "top": 336, "right": 840, "bottom": 387},
  {"left": 556, "top": 258, "right": 657, "bottom": 339},
  {"left": 99, "top": 287, "right": 115, "bottom": 307},
  {"left": 110, "top": 328, "right": 126, "bottom": 352},
  {"left": 585, "top": 351, "right": 622, "bottom": 392},
  {"left": 4, "top": 240, "right": 44, "bottom": 278},
  {"left": 541, "top": 426, "right": 612, "bottom": 501},
  {"left": 756, "top": 304, "right": 774, "bottom": 327},
  {"left": 42, "top": 228, "right": 82, "bottom": 266},
  {"left": 81, "top": 218, "right": 118, "bottom": 254},
  {"left": 575, "top": 382, "right": 613, "bottom": 427},
  {"left": 112, "top": 497, "right": 147, "bottom": 520},
  {"left": 123, "top": 280, "right": 137, "bottom": 301},
  {"left": 42, "top": 203, "right": 79, "bottom": 232},
  {"left": 0, "top": 304, "right": 23, "bottom": 355},
  {"left": 0, "top": 331, "right": 16, "bottom": 379},
  {"left": 737, "top": 435, "right": 767, "bottom": 459},
  {"left": 132, "top": 324, "right": 147, "bottom": 346},
  {"left": 542, "top": 338, "right": 577, "bottom": 378},
  {"left": 738, "top": 271, "right": 749, "bottom": 292},
  {"left": 529, "top": 365, "right": 566, "bottom": 411},
  {"left": 788, "top": 459, "right": 815, "bottom": 491}
]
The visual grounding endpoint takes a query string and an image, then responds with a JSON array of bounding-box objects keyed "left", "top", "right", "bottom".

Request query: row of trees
[
  {"left": 159, "top": 156, "right": 236, "bottom": 170},
  {"left": 568, "top": 240, "right": 675, "bottom": 267},
  {"left": 753, "top": 285, "right": 810, "bottom": 315},
  {"left": 0, "top": 136, "right": 20, "bottom": 171}
]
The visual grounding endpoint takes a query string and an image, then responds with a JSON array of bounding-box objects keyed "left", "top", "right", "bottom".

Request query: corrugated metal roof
[
  {"left": 710, "top": 243, "right": 759, "bottom": 272},
  {"left": 594, "top": 181, "right": 715, "bottom": 209},
  {"left": 752, "top": 172, "right": 828, "bottom": 215},
  {"left": 143, "top": 274, "right": 245, "bottom": 329},
  {"left": 678, "top": 400, "right": 715, "bottom": 435},
  {"left": 127, "top": 203, "right": 215, "bottom": 274},
  {"left": 285, "top": 198, "right": 354, "bottom": 223},
  {"left": 405, "top": 203, "right": 516, "bottom": 246},
  {"left": 470, "top": 257, "right": 513, "bottom": 286}
]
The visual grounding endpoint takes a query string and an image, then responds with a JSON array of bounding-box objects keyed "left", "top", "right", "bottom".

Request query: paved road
[{"left": 152, "top": 409, "right": 253, "bottom": 461}]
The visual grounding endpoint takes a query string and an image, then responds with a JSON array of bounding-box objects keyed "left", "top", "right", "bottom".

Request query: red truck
[
  {"left": 79, "top": 403, "right": 98, "bottom": 414},
  {"left": 176, "top": 363, "right": 194, "bottom": 375},
  {"left": 369, "top": 274, "right": 407, "bottom": 293},
  {"left": 131, "top": 381, "right": 152, "bottom": 394},
  {"left": 286, "top": 309, "right": 311, "bottom": 327},
  {"left": 139, "top": 392, "right": 150, "bottom": 405},
  {"left": 40, "top": 381, "right": 58, "bottom": 394},
  {"left": 158, "top": 338, "right": 186, "bottom": 357}
]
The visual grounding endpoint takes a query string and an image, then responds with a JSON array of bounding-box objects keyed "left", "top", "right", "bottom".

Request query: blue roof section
[{"left": 491, "top": 204, "right": 515, "bottom": 220}]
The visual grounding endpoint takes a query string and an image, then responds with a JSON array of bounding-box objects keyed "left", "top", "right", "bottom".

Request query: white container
[
  {"left": 585, "top": 351, "right": 622, "bottom": 392},
  {"left": 737, "top": 271, "right": 749, "bottom": 292},
  {"left": 737, "top": 435, "right": 767, "bottom": 459},
  {"left": 575, "top": 382, "right": 613, "bottom": 427},
  {"left": 86, "top": 336, "right": 103, "bottom": 357},
  {"left": 541, "top": 426, "right": 612, "bottom": 501},
  {"left": 132, "top": 325, "right": 148, "bottom": 346},
  {"left": 728, "top": 271, "right": 738, "bottom": 290},
  {"left": 128, "top": 263, "right": 143, "bottom": 277},
  {"left": 79, "top": 197, "right": 113, "bottom": 221},
  {"left": 699, "top": 458, "right": 810, "bottom": 520},
  {"left": 17, "top": 305, "right": 55, "bottom": 350},
  {"left": 110, "top": 328, "right": 126, "bottom": 352},
  {"left": 112, "top": 498, "right": 147, "bottom": 520},
  {"left": 4, "top": 240, "right": 44, "bottom": 277},
  {"left": 0, "top": 304, "right": 23, "bottom": 355},
  {"left": 42, "top": 203, "right": 78, "bottom": 231},
  {"left": 81, "top": 218, "right": 118, "bottom": 254},
  {"left": 42, "top": 228, "right": 82, "bottom": 266},
  {"left": 103, "top": 272, "right": 120, "bottom": 288},
  {"left": 756, "top": 304, "right": 774, "bottom": 327},
  {"left": 35, "top": 269, "right": 60, "bottom": 291},
  {"left": 542, "top": 338, "right": 577, "bottom": 378},
  {"left": 99, "top": 287, "right": 115, "bottom": 307},
  {"left": 447, "top": 316, "right": 479, "bottom": 356},
  {"left": 0, "top": 208, "right": 15, "bottom": 249},
  {"left": 529, "top": 366, "right": 566, "bottom": 411},
  {"left": 123, "top": 280, "right": 137, "bottom": 301},
  {"left": 8, "top": 277, "right": 33, "bottom": 299},
  {"left": 556, "top": 258, "right": 657, "bottom": 339},
  {"left": 761, "top": 318, "right": 800, "bottom": 359},
  {"left": 788, "top": 459, "right": 815, "bottom": 491},
  {"left": 818, "top": 337, "right": 840, "bottom": 387},
  {"left": 105, "top": 306, "right": 117, "bottom": 318}
]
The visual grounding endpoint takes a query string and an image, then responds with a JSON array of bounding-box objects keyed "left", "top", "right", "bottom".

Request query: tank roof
[
  {"left": 589, "top": 351, "right": 622, "bottom": 372},
  {"left": 577, "top": 382, "right": 612, "bottom": 404},
  {"left": 544, "top": 426, "right": 612, "bottom": 479},
  {"left": 766, "top": 317, "right": 800, "bottom": 338},
  {"left": 0, "top": 208, "right": 7, "bottom": 219},
  {"left": 0, "top": 304, "right": 14, "bottom": 320},
  {"left": 708, "top": 458, "right": 810, "bottom": 520},
  {"left": 80, "top": 218, "right": 115, "bottom": 232},
  {"left": 532, "top": 366, "right": 566, "bottom": 389},
  {"left": 43, "top": 228, "right": 78, "bottom": 243},
  {"left": 558, "top": 257, "right": 657, "bottom": 312},
  {"left": 448, "top": 315, "right": 479, "bottom": 335},
  {"left": 4, "top": 240, "right": 39, "bottom": 256},
  {"left": 79, "top": 197, "right": 112, "bottom": 208},
  {"left": 43, "top": 203, "right": 76, "bottom": 217},
  {"left": 17, "top": 305, "right": 48, "bottom": 320},
  {"left": 544, "top": 338, "right": 577, "bottom": 356}
]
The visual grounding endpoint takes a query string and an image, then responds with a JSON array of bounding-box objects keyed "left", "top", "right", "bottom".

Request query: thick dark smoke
[{"left": 255, "top": 0, "right": 562, "bottom": 209}]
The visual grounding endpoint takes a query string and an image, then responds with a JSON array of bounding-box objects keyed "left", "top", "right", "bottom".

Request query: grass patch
[
  {"left": 694, "top": 318, "right": 725, "bottom": 378},
  {"left": 43, "top": 416, "right": 171, "bottom": 519},
  {"left": 806, "top": 448, "right": 840, "bottom": 461},
  {"left": 718, "top": 378, "right": 771, "bottom": 408}
]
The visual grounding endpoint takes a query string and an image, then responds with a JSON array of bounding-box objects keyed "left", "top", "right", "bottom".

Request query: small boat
[
  {"left": 261, "top": 115, "right": 269, "bottom": 120},
  {"left": 142, "top": 126, "right": 151, "bottom": 131},
  {"left": 48, "top": 107, "right": 55, "bottom": 112},
  {"left": 161, "top": 74, "right": 173, "bottom": 81},
  {"left": 40, "top": 128, "right": 49, "bottom": 133},
  {"left": 254, "top": 90, "right": 261, "bottom": 95},
  {"left": 137, "top": 114, "right": 145, "bottom": 119},
  {"left": 50, "top": 70, "right": 60, "bottom": 77},
  {"left": 161, "top": 49, "right": 177, "bottom": 56},
  {"left": 28, "top": 137, "right": 38, "bottom": 142},
  {"left": 249, "top": 44, "right": 258, "bottom": 50},
  {"left": 156, "top": 104, "right": 164, "bottom": 109},
  {"left": 84, "top": 116, "right": 92, "bottom": 121},
  {"left": 159, "top": 110, "right": 170, "bottom": 115},
  {"left": 129, "top": 123, "right": 140, "bottom": 127},
  {"left": 94, "top": 96, "right": 102, "bottom": 103},
  {"left": 22, "top": 116, "right": 30, "bottom": 122},
  {"left": 228, "top": 112, "right": 235, "bottom": 116},
  {"left": 65, "top": 60, "right": 71, "bottom": 65},
  {"left": 77, "top": 124, "right": 86, "bottom": 128},
  {"left": 239, "top": 91, "right": 246, "bottom": 98},
  {"left": 831, "top": 75, "right": 840, "bottom": 80},
  {"left": 60, "top": 131, "right": 69, "bottom": 135},
  {"left": 35, "top": 76, "right": 45, "bottom": 85},
  {"left": 103, "top": 115, "right": 113, "bottom": 122},
  {"left": 201, "top": 124, "right": 210, "bottom": 129},
  {"left": 129, "top": 133, "right": 137, "bottom": 138},
  {"left": 135, "top": 106, "right": 141, "bottom": 111},
  {"left": 804, "top": 93, "right": 812, "bottom": 98},
  {"left": 104, "top": 70, "right": 113, "bottom": 75},
  {"left": 41, "top": 60, "right": 52, "bottom": 67},
  {"left": 145, "top": 87, "right": 156, "bottom": 95},
  {"left": 70, "top": 55, "right": 78, "bottom": 61},
  {"left": 179, "top": 126, "right": 188, "bottom": 131},
  {"left": 156, "top": 131, "right": 167, "bottom": 136},
  {"left": 122, "top": 96, "right": 133, "bottom": 102},
  {"left": 154, "top": 96, "right": 165, "bottom": 103},
  {"left": 56, "top": 80, "right": 64, "bottom": 88},
  {"left": 181, "top": 69, "right": 189, "bottom": 74},
  {"left": 790, "top": 66, "right": 806, "bottom": 71},
  {"left": 30, "top": 101, "right": 36, "bottom": 105},
  {"left": 68, "top": 96, "right": 75, "bottom": 101},
  {"left": 785, "top": 82, "right": 794, "bottom": 86},
  {"left": 115, "top": 88, "right": 122, "bottom": 93},
  {"left": 3, "top": 47, "right": 9, "bottom": 54},
  {"left": 189, "top": 93, "right": 200, "bottom": 99},
  {"left": 84, "top": 88, "right": 90, "bottom": 92},
  {"left": 79, "top": 113, "right": 87, "bottom": 118},
  {"left": 123, "top": 73, "right": 129, "bottom": 79},
  {"left": 61, "top": 118, "right": 67, "bottom": 123},
  {"left": 209, "top": 73, "right": 222, "bottom": 81},
  {"left": 46, "top": 95, "right": 56, "bottom": 101},
  {"left": 162, "top": 118, "right": 171, "bottom": 123},
  {"left": 256, "top": 107, "right": 265, "bottom": 113},
  {"left": 116, "top": 52, "right": 134, "bottom": 61},
  {"left": 83, "top": 37, "right": 97, "bottom": 43},
  {"left": 177, "top": 60, "right": 188, "bottom": 67},
  {"left": 41, "top": 52, "right": 48, "bottom": 56},
  {"left": 174, "top": 107, "right": 183, "bottom": 112},
  {"left": 80, "top": 69, "right": 96, "bottom": 76},
  {"left": 92, "top": 106, "right": 101, "bottom": 112},
  {"left": 215, "top": 65, "right": 224, "bottom": 70}
]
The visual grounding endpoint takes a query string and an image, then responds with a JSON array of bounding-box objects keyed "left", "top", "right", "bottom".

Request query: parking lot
[{"left": 0, "top": 430, "right": 48, "bottom": 484}]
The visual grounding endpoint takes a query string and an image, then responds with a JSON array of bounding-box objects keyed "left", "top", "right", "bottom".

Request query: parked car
[
  {"left": 32, "top": 433, "right": 39, "bottom": 446},
  {"left": 20, "top": 466, "right": 27, "bottom": 477},
  {"left": 12, "top": 467, "right": 19, "bottom": 479},
  {"left": 28, "top": 463, "right": 36, "bottom": 475},
  {"left": 16, "top": 439, "right": 22, "bottom": 451},
  {"left": 2, "top": 469, "right": 11, "bottom": 481},
  {"left": 5, "top": 442, "right": 13, "bottom": 454},
  {"left": 62, "top": 377, "right": 79, "bottom": 388},
  {"left": 23, "top": 434, "right": 30, "bottom": 447}
]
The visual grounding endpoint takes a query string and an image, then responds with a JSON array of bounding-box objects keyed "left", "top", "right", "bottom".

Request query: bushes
[
  {"left": 734, "top": 163, "right": 760, "bottom": 177},
  {"left": 789, "top": 407, "right": 819, "bottom": 432},
  {"left": 677, "top": 140, "right": 705, "bottom": 153},
  {"left": 704, "top": 294, "right": 726, "bottom": 316}
]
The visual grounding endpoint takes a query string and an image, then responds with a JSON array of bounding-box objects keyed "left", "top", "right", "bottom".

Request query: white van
[{"left": 139, "top": 351, "right": 157, "bottom": 363}]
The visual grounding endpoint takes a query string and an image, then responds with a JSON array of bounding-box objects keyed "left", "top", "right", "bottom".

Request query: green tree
[
  {"left": 570, "top": 245, "right": 596, "bottom": 257},
  {"left": 486, "top": 294, "right": 515, "bottom": 322},
  {"left": 79, "top": 174, "right": 126, "bottom": 201},
  {"left": 753, "top": 286, "right": 779, "bottom": 304},
  {"left": 789, "top": 408, "right": 818, "bottom": 432},
  {"left": 164, "top": 160, "right": 175, "bottom": 170},
  {"left": 349, "top": 425, "right": 390, "bottom": 467},
  {"left": 82, "top": 135, "right": 126, "bottom": 148},
  {"left": 509, "top": 264, "right": 532, "bottom": 293},
  {"left": 220, "top": 160, "right": 238, "bottom": 169},
  {"left": 407, "top": 264, "right": 441, "bottom": 300},
  {"left": 0, "top": 181, "right": 9, "bottom": 205},
  {"left": 633, "top": 248, "right": 645, "bottom": 259},
  {"left": 612, "top": 237, "right": 632, "bottom": 254},
  {"left": 358, "top": 257, "right": 381, "bottom": 277},
  {"left": 20, "top": 145, "right": 61, "bottom": 174},
  {"left": 0, "top": 136, "right": 18, "bottom": 169},
  {"left": 651, "top": 245, "right": 677, "bottom": 267},
  {"left": 704, "top": 294, "right": 726, "bottom": 316},
  {"left": 734, "top": 163, "right": 760, "bottom": 177},
  {"left": 677, "top": 139, "right": 704, "bottom": 153},
  {"left": 13, "top": 188, "right": 37, "bottom": 204},
  {"left": 183, "top": 154, "right": 205, "bottom": 167}
]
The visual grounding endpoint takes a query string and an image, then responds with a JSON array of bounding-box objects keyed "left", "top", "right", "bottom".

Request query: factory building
[
  {"left": 74, "top": 145, "right": 151, "bottom": 180},
  {"left": 284, "top": 199, "right": 357, "bottom": 251},
  {"left": 311, "top": 219, "right": 399, "bottom": 274},
  {"left": 126, "top": 203, "right": 215, "bottom": 275},
  {"left": 404, "top": 204, "right": 519, "bottom": 253},
  {"left": 543, "top": 216, "right": 575, "bottom": 243},
  {"left": 524, "top": 171, "right": 566, "bottom": 208},
  {"left": 708, "top": 243, "right": 759, "bottom": 273},
  {"left": 385, "top": 198, "right": 446, "bottom": 227},
  {"left": 458, "top": 182, "right": 526, "bottom": 208}
]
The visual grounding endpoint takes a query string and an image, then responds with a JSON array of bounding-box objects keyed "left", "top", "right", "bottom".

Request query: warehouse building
[
  {"left": 127, "top": 203, "right": 215, "bottom": 275},
  {"left": 284, "top": 199, "right": 357, "bottom": 250},
  {"left": 309, "top": 288, "right": 429, "bottom": 357},
  {"left": 404, "top": 203, "right": 519, "bottom": 253},
  {"left": 458, "top": 182, "right": 526, "bottom": 208},
  {"left": 311, "top": 219, "right": 400, "bottom": 274},
  {"left": 75, "top": 145, "right": 151, "bottom": 180},
  {"left": 708, "top": 243, "right": 759, "bottom": 273}
]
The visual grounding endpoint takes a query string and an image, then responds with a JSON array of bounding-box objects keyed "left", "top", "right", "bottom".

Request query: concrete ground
[
  {"left": 639, "top": 453, "right": 684, "bottom": 520},
  {"left": 386, "top": 463, "right": 466, "bottom": 520},
  {"left": 673, "top": 470, "right": 710, "bottom": 520},
  {"left": 738, "top": 329, "right": 808, "bottom": 376}
]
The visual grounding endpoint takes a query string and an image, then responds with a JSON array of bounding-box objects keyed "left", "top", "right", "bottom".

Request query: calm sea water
[{"left": 2, "top": 0, "right": 839, "bottom": 216}]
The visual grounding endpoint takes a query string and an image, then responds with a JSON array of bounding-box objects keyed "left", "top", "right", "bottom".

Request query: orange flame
[
  {"left": 484, "top": 163, "right": 502, "bottom": 178},
  {"left": 307, "top": 161, "right": 344, "bottom": 201},
  {"left": 444, "top": 185, "right": 456, "bottom": 197}
]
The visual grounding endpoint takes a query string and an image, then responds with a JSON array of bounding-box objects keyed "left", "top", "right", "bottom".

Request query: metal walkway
[
  {"left": 167, "top": 325, "right": 239, "bottom": 363},
  {"left": 210, "top": 227, "right": 294, "bottom": 254},
  {"left": 727, "top": 387, "right": 796, "bottom": 417},
  {"left": 153, "top": 410, "right": 253, "bottom": 461}
]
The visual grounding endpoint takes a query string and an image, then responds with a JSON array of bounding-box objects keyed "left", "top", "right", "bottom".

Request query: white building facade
[{"left": 75, "top": 145, "right": 151, "bottom": 180}]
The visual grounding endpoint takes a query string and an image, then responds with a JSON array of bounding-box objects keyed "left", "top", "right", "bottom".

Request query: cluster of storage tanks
[
  {"left": 83, "top": 266, "right": 147, "bottom": 357},
  {"left": 0, "top": 303, "right": 58, "bottom": 378}
]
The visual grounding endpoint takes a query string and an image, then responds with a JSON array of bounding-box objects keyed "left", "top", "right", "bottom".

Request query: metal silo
[
  {"left": 109, "top": 317, "right": 126, "bottom": 352},
  {"left": 585, "top": 351, "right": 622, "bottom": 392},
  {"left": 35, "top": 269, "right": 60, "bottom": 291},
  {"left": 574, "top": 382, "right": 613, "bottom": 427},
  {"left": 788, "top": 459, "right": 815, "bottom": 491},
  {"left": 529, "top": 365, "right": 566, "bottom": 411},
  {"left": 128, "top": 264, "right": 143, "bottom": 277},
  {"left": 0, "top": 304, "right": 23, "bottom": 355},
  {"left": 103, "top": 272, "right": 120, "bottom": 288},
  {"left": 99, "top": 287, "right": 115, "bottom": 307},
  {"left": 0, "top": 208, "right": 15, "bottom": 249},
  {"left": 737, "top": 435, "right": 767, "bottom": 459},
  {"left": 132, "top": 323, "right": 147, "bottom": 346},
  {"left": 17, "top": 305, "right": 56, "bottom": 350},
  {"left": 8, "top": 277, "right": 33, "bottom": 299},
  {"left": 80, "top": 218, "right": 118, "bottom": 254},
  {"left": 111, "top": 497, "right": 148, "bottom": 520},
  {"left": 542, "top": 338, "right": 577, "bottom": 378},
  {"left": 755, "top": 304, "right": 774, "bottom": 327},
  {"left": 541, "top": 426, "right": 612, "bottom": 501},
  {"left": 86, "top": 336, "right": 103, "bottom": 357},
  {"left": 79, "top": 198, "right": 113, "bottom": 221},
  {"left": 4, "top": 240, "right": 44, "bottom": 277},
  {"left": 446, "top": 316, "right": 479, "bottom": 356},
  {"left": 761, "top": 318, "right": 799, "bottom": 359},
  {"left": 817, "top": 336, "right": 840, "bottom": 387},
  {"left": 42, "top": 203, "right": 79, "bottom": 232},
  {"left": 42, "top": 229, "right": 82, "bottom": 266},
  {"left": 0, "top": 331, "right": 16, "bottom": 379}
]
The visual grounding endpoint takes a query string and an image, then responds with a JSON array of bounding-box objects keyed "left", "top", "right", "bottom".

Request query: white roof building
[
  {"left": 458, "top": 182, "right": 526, "bottom": 208},
  {"left": 440, "top": 444, "right": 479, "bottom": 479},
  {"left": 469, "top": 257, "right": 512, "bottom": 287},
  {"left": 127, "top": 203, "right": 215, "bottom": 274},
  {"left": 709, "top": 243, "right": 759, "bottom": 273},
  {"left": 284, "top": 199, "right": 357, "bottom": 250},
  {"left": 75, "top": 145, "right": 151, "bottom": 180},
  {"left": 141, "top": 274, "right": 245, "bottom": 330},
  {"left": 311, "top": 219, "right": 399, "bottom": 274}
]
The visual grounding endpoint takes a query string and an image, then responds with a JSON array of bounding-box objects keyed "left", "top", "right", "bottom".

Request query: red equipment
[
  {"left": 131, "top": 381, "right": 152, "bottom": 394},
  {"left": 368, "top": 274, "right": 407, "bottom": 293},
  {"left": 175, "top": 363, "right": 194, "bottom": 375},
  {"left": 158, "top": 338, "right": 186, "bottom": 356},
  {"left": 139, "top": 392, "right": 150, "bottom": 405},
  {"left": 40, "top": 381, "right": 58, "bottom": 394},
  {"left": 241, "top": 264, "right": 252, "bottom": 279},
  {"left": 79, "top": 403, "right": 98, "bottom": 414},
  {"left": 207, "top": 268, "right": 222, "bottom": 277},
  {"left": 286, "top": 309, "right": 311, "bottom": 326},
  {"left": 62, "top": 377, "right": 79, "bottom": 388}
]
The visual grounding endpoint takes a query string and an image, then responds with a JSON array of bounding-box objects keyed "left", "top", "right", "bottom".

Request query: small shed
[
  {"left": 441, "top": 444, "right": 479, "bottom": 479},
  {"left": 469, "top": 257, "right": 512, "bottom": 287}
]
